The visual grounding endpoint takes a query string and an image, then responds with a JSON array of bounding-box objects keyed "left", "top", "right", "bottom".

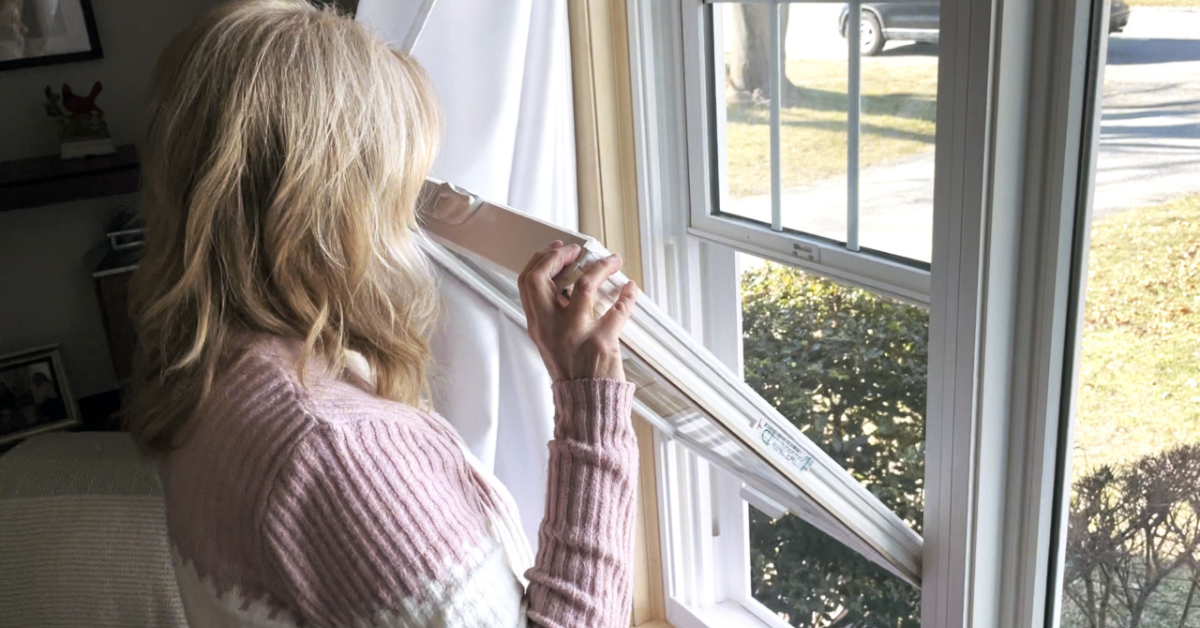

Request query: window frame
[
  {"left": 628, "top": 0, "right": 1107, "bottom": 626},
  {"left": 683, "top": 0, "right": 935, "bottom": 305}
]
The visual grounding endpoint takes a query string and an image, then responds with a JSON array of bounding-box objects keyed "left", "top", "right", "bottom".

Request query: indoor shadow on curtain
[{"left": 356, "top": 0, "right": 577, "bottom": 552}]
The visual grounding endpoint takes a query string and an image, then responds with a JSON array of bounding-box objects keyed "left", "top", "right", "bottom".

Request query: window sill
[{"left": 666, "top": 599, "right": 791, "bottom": 628}]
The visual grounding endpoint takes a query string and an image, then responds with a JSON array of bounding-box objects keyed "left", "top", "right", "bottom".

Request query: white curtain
[{"left": 356, "top": 0, "right": 577, "bottom": 551}]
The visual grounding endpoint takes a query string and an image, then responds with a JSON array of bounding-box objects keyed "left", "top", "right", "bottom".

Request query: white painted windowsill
[{"left": 666, "top": 599, "right": 793, "bottom": 628}]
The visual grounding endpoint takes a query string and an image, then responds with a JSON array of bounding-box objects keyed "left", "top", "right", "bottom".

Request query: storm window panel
[{"left": 418, "top": 179, "right": 923, "bottom": 585}]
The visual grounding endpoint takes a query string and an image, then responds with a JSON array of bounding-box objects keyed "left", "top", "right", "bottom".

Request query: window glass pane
[
  {"left": 1058, "top": 7, "right": 1200, "bottom": 628},
  {"left": 750, "top": 504, "right": 921, "bottom": 627},
  {"left": 740, "top": 253, "right": 927, "bottom": 626},
  {"left": 857, "top": 6, "right": 939, "bottom": 263},
  {"left": 711, "top": 3, "right": 941, "bottom": 264},
  {"left": 777, "top": 6, "right": 849, "bottom": 240},
  {"left": 718, "top": 3, "right": 774, "bottom": 226},
  {"left": 716, "top": 4, "right": 849, "bottom": 242}
]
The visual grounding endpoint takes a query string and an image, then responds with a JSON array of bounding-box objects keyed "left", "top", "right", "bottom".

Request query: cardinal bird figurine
[
  {"left": 61, "top": 82, "right": 104, "bottom": 115},
  {"left": 43, "top": 81, "right": 115, "bottom": 159}
]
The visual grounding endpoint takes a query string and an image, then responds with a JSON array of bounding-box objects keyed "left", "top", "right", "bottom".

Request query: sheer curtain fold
[{"left": 356, "top": 0, "right": 578, "bottom": 550}]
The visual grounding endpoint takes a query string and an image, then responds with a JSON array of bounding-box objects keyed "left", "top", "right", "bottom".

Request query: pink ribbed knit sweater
[{"left": 159, "top": 336, "right": 638, "bottom": 628}]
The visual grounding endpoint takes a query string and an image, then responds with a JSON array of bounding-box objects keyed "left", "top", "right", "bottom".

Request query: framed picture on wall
[
  {"left": 0, "top": 0, "right": 103, "bottom": 72},
  {"left": 0, "top": 345, "right": 79, "bottom": 447}
]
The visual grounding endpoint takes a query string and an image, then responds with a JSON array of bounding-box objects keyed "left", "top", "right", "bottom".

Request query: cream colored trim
[
  {"left": 567, "top": 0, "right": 662, "bottom": 625},
  {"left": 569, "top": 0, "right": 644, "bottom": 283},
  {"left": 631, "top": 418, "right": 667, "bottom": 625}
]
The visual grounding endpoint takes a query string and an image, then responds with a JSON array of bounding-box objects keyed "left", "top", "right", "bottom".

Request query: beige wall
[{"left": 0, "top": 0, "right": 221, "bottom": 397}]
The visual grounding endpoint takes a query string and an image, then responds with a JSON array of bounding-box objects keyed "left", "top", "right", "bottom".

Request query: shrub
[
  {"left": 740, "top": 263, "right": 1200, "bottom": 628},
  {"left": 741, "top": 263, "right": 928, "bottom": 627},
  {"left": 1062, "top": 443, "right": 1200, "bottom": 628}
]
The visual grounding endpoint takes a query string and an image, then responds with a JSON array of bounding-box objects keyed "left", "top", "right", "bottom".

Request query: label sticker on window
[{"left": 756, "top": 420, "right": 815, "bottom": 475}]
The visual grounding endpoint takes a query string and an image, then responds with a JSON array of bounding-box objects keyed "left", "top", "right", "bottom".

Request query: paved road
[
  {"left": 1093, "top": 8, "right": 1200, "bottom": 217},
  {"left": 730, "top": 7, "right": 1200, "bottom": 264}
]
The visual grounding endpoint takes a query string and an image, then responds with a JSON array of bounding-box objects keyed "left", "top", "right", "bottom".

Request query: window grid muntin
[{"left": 698, "top": 0, "right": 937, "bottom": 303}]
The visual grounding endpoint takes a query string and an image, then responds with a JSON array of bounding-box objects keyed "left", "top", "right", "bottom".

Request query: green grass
[
  {"left": 1072, "top": 193, "right": 1200, "bottom": 476},
  {"left": 725, "top": 56, "right": 937, "bottom": 199},
  {"left": 723, "top": 53, "right": 1197, "bottom": 481}
]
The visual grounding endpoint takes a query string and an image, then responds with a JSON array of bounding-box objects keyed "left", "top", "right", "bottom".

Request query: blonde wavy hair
[{"left": 128, "top": 0, "right": 442, "bottom": 453}]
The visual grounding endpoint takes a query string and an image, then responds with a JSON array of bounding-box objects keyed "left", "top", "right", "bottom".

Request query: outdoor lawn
[
  {"left": 1072, "top": 192, "right": 1200, "bottom": 475},
  {"left": 725, "top": 55, "right": 937, "bottom": 199},
  {"left": 734, "top": 8, "right": 1200, "bottom": 626},
  {"left": 724, "top": 35, "right": 1197, "bottom": 477}
]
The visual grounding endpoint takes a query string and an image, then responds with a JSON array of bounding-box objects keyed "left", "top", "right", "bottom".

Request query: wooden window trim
[{"left": 567, "top": 0, "right": 665, "bottom": 625}]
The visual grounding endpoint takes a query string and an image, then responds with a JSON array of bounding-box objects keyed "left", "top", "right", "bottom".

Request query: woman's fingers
[
  {"left": 521, "top": 241, "right": 563, "bottom": 275},
  {"left": 567, "top": 254, "right": 622, "bottom": 321},
  {"left": 595, "top": 280, "right": 638, "bottom": 339},
  {"left": 534, "top": 244, "right": 582, "bottom": 283},
  {"left": 518, "top": 244, "right": 643, "bottom": 381},
  {"left": 520, "top": 243, "right": 582, "bottom": 312},
  {"left": 519, "top": 244, "right": 638, "bottom": 382},
  {"left": 519, "top": 242, "right": 564, "bottom": 320}
]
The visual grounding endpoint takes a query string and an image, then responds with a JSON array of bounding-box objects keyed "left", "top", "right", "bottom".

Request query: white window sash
[
  {"left": 1042, "top": 3, "right": 1112, "bottom": 623},
  {"left": 924, "top": 0, "right": 1105, "bottom": 626},
  {"left": 682, "top": 0, "right": 934, "bottom": 305},
  {"left": 626, "top": 0, "right": 760, "bottom": 608},
  {"left": 418, "top": 179, "right": 923, "bottom": 585},
  {"left": 631, "top": 0, "right": 1108, "bottom": 625},
  {"left": 690, "top": 214, "right": 931, "bottom": 303},
  {"left": 631, "top": 0, "right": 929, "bottom": 619}
]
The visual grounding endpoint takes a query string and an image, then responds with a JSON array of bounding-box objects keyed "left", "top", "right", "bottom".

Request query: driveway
[
  {"left": 730, "top": 7, "right": 1200, "bottom": 263},
  {"left": 1093, "top": 8, "right": 1200, "bottom": 217}
]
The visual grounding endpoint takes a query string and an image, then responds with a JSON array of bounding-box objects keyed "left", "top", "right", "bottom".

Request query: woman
[{"left": 127, "top": 1, "right": 640, "bottom": 627}]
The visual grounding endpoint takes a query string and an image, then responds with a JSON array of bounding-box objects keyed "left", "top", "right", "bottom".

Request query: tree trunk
[
  {"left": 1176, "top": 572, "right": 1198, "bottom": 628},
  {"left": 726, "top": 5, "right": 796, "bottom": 98}
]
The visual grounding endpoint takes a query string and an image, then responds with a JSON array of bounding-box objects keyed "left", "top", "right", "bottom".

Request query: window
[
  {"left": 656, "top": 248, "right": 931, "bottom": 627},
  {"left": 741, "top": 256, "right": 927, "bottom": 626},
  {"left": 418, "top": 177, "right": 922, "bottom": 587},
  {"left": 628, "top": 0, "right": 1118, "bottom": 625},
  {"left": 639, "top": 0, "right": 942, "bottom": 625},
  {"left": 407, "top": 0, "right": 1133, "bottom": 623},
  {"left": 1053, "top": 6, "right": 1200, "bottom": 628},
  {"left": 689, "top": 1, "right": 934, "bottom": 304}
]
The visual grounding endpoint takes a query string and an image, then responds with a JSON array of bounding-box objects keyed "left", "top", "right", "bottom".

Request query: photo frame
[
  {"left": 0, "top": 345, "right": 80, "bottom": 447},
  {"left": 0, "top": 0, "right": 103, "bottom": 72}
]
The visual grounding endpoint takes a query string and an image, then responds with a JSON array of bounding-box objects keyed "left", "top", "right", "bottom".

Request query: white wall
[{"left": 0, "top": 0, "right": 221, "bottom": 398}]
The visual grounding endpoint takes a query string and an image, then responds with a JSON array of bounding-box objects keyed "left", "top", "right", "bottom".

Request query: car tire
[{"left": 860, "top": 12, "right": 886, "bottom": 56}]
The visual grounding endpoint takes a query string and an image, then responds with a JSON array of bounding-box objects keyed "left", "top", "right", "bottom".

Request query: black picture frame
[
  {"left": 0, "top": 0, "right": 104, "bottom": 72},
  {"left": 0, "top": 345, "right": 80, "bottom": 447}
]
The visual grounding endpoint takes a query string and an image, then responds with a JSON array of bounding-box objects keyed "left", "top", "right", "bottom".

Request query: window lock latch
[{"left": 792, "top": 242, "right": 820, "bottom": 263}]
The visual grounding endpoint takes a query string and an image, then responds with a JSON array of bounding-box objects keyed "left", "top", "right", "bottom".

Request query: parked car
[{"left": 840, "top": 1, "right": 1130, "bottom": 56}]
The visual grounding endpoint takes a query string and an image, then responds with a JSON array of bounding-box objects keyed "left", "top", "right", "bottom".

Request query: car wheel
[{"left": 860, "top": 12, "right": 886, "bottom": 56}]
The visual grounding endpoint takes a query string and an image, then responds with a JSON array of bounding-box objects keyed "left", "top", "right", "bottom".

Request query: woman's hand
[{"left": 518, "top": 241, "right": 639, "bottom": 382}]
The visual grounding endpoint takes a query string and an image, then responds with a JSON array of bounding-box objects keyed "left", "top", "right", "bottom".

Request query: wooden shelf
[{"left": 0, "top": 144, "right": 140, "bottom": 213}]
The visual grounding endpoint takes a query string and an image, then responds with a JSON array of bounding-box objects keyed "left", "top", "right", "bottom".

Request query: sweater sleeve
[{"left": 525, "top": 378, "right": 639, "bottom": 628}]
